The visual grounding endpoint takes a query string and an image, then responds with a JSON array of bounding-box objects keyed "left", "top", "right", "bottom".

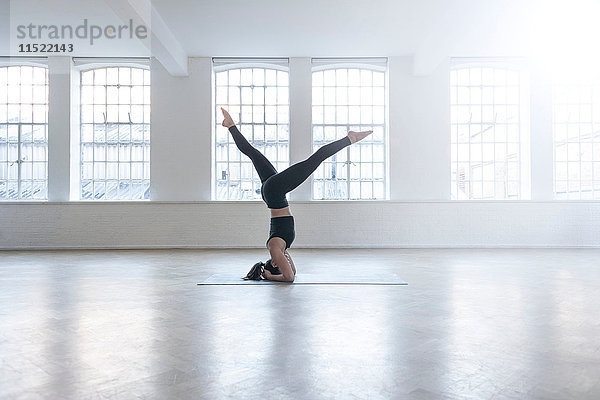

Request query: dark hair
[
  {"left": 243, "top": 261, "right": 264, "bottom": 280},
  {"left": 243, "top": 259, "right": 282, "bottom": 281}
]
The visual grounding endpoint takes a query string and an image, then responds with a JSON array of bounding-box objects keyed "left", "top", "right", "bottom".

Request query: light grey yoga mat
[{"left": 198, "top": 273, "right": 407, "bottom": 285}]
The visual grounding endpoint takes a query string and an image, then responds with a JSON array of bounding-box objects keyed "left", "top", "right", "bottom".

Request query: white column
[
  {"left": 47, "top": 56, "right": 72, "bottom": 202},
  {"left": 529, "top": 63, "right": 554, "bottom": 200},
  {"left": 288, "top": 57, "right": 313, "bottom": 201},
  {"left": 150, "top": 57, "right": 212, "bottom": 201},
  {"left": 387, "top": 56, "right": 406, "bottom": 201},
  {"left": 388, "top": 56, "right": 451, "bottom": 200}
]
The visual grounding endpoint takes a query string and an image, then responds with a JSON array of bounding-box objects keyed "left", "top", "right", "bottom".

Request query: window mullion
[{"left": 346, "top": 71, "right": 350, "bottom": 199}]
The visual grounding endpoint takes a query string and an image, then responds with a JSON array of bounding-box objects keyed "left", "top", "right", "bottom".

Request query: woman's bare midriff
[
  {"left": 270, "top": 206, "right": 292, "bottom": 218},
  {"left": 267, "top": 207, "right": 292, "bottom": 250}
]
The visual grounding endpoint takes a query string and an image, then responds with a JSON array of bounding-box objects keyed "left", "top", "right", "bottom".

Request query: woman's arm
[
  {"left": 265, "top": 248, "right": 295, "bottom": 282},
  {"left": 284, "top": 250, "right": 296, "bottom": 275},
  {"left": 264, "top": 269, "right": 294, "bottom": 282}
]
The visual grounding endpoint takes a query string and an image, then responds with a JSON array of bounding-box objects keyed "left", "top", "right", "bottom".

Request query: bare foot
[
  {"left": 347, "top": 130, "right": 373, "bottom": 144},
  {"left": 221, "top": 107, "right": 235, "bottom": 128}
]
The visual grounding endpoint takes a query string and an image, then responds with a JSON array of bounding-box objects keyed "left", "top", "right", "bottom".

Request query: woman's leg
[
  {"left": 267, "top": 129, "right": 373, "bottom": 195},
  {"left": 267, "top": 136, "right": 352, "bottom": 195},
  {"left": 229, "top": 125, "right": 277, "bottom": 183}
]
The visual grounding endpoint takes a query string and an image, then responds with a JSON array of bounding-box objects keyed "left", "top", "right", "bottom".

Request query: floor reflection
[{"left": 1, "top": 249, "right": 599, "bottom": 399}]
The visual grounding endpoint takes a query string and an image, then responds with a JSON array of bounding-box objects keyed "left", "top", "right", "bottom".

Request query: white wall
[
  {"left": 1, "top": 56, "right": 600, "bottom": 249},
  {"left": 389, "top": 57, "right": 450, "bottom": 200},
  {"left": 150, "top": 57, "right": 212, "bottom": 200},
  {"left": 1, "top": 201, "right": 599, "bottom": 249},
  {"left": 47, "top": 57, "right": 73, "bottom": 202}
]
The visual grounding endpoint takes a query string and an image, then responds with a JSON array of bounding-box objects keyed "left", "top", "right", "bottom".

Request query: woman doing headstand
[{"left": 220, "top": 108, "right": 372, "bottom": 282}]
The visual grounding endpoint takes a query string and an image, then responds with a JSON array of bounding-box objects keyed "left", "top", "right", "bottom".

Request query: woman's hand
[
  {"left": 221, "top": 107, "right": 235, "bottom": 128},
  {"left": 263, "top": 269, "right": 272, "bottom": 280}
]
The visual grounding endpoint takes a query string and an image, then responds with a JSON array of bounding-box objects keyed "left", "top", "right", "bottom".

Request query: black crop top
[{"left": 266, "top": 216, "right": 295, "bottom": 249}]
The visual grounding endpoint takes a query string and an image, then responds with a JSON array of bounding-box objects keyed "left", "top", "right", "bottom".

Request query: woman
[{"left": 220, "top": 108, "right": 372, "bottom": 282}]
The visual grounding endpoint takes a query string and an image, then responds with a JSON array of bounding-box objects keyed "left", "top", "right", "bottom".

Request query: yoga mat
[{"left": 198, "top": 273, "right": 407, "bottom": 285}]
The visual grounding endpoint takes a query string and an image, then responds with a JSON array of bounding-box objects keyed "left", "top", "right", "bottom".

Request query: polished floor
[{"left": 1, "top": 248, "right": 599, "bottom": 400}]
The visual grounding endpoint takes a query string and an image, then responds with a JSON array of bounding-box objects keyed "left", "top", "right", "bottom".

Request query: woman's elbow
[{"left": 283, "top": 274, "right": 295, "bottom": 283}]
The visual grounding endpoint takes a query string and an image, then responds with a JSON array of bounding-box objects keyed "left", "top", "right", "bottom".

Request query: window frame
[
  {"left": 0, "top": 61, "right": 49, "bottom": 201},
  {"left": 310, "top": 61, "right": 389, "bottom": 200},
  {"left": 552, "top": 78, "right": 600, "bottom": 200},
  {"left": 450, "top": 58, "right": 530, "bottom": 200},
  {"left": 212, "top": 60, "right": 291, "bottom": 201},
  {"left": 76, "top": 61, "right": 151, "bottom": 201}
]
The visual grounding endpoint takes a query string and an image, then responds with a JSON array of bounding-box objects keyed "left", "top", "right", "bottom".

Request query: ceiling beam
[{"left": 104, "top": 0, "right": 188, "bottom": 76}]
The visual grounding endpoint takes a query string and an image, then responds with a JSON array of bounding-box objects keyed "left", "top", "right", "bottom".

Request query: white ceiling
[
  {"left": 3, "top": 0, "right": 599, "bottom": 76},
  {"left": 151, "top": 0, "right": 535, "bottom": 58}
]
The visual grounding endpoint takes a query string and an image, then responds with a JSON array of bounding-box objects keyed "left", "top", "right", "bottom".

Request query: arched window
[
  {"left": 80, "top": 66, "right": 150, "bottom": 200},
  {"left": 214, "top": 62, "right": 289, "bottom": 200},
  {"left": 450, "top": 62, "right": 529, "bottom": 199},
  {"left": 311, "top": 63, "right": 387, "bottom": 200},
  {"left": 0, "top": 65, "right": 48, "bottom": 200},
  {"left": 552, "top": 80, "right": 600, "bottom": 199}
]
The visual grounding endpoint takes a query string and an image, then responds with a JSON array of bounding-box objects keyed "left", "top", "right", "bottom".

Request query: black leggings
[{"left": 228, "top": 126, "right": 351, "bottom": 209}]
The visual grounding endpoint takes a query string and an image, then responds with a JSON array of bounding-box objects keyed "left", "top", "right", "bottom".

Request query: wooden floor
[{"left": 1, "top": 248, "right": 600, "bottom": 400}]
